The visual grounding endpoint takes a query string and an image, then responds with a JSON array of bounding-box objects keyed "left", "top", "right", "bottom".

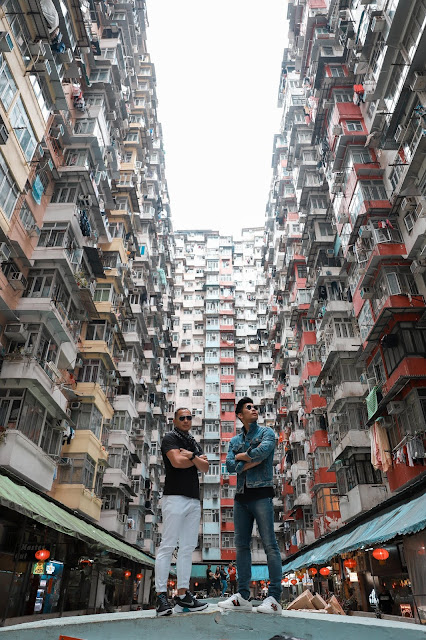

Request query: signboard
[
  {"left": 32, "top": 562, "right": 45, "bottom": 575},
  {"left": 15, "top": 543, "right": 50, "bottom": 562}
]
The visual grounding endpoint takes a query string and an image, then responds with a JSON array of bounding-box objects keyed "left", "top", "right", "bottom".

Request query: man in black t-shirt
[{"left": 155, "top": 407, "right": 209, "bottom": 616}]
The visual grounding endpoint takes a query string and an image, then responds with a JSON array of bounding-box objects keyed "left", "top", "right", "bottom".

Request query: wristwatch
[{"left": 190, "top": 452, "right": 196, "bottom": 461}]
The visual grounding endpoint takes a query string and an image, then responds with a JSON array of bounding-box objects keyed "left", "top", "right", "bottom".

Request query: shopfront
[
  {"left": 281, "top": 475, "right": 426, "bottom": 623},
  {"left": 0, "top": 472, "right": 155, "bottom": 624}
]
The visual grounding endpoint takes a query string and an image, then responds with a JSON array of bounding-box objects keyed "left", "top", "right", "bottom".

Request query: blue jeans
[
  {"left": 234, "top": 497, "right": 282, "bottom": 601},
  {"left": 221, "top": 579, "right": 228, "bottom": 595}
]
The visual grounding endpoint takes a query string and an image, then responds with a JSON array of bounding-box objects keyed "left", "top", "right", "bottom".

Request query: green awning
[
  {"left": 0, "top": 476, "right": 154, "bottom": 567},
  {"left": 282, "top": 489, "right": 426, "bottom": 573}
]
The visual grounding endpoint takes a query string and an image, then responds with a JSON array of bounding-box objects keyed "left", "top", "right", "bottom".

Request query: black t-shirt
[
  {"left": 235, "top": 485, "right": 274, "bottom": 503},
  {"left": 161, "top": 431, "right": 202, "bottom": 499}
]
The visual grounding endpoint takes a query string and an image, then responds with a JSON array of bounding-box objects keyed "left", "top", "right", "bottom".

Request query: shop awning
[
  {"left": 0, "top": 476, "right": 154, "bottom": 567},
  {"left": 282, "top": 488, "right": 426, "bottom": 573}
]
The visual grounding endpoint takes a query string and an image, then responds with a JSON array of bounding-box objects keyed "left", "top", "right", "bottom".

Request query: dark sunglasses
[
  {"left": 178, "top": 415, "right": 192, "bottom": 422},
  {"left": 245, "top": 404, "right": 258, "bottom": 411}
]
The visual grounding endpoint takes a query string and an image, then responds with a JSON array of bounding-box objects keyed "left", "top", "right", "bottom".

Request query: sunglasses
[
  {"left": 178, "top": 415, "right": 192, "bottom": 422},
  {"left": 245, "top": 404, "right": 258, "bottom": 411}
]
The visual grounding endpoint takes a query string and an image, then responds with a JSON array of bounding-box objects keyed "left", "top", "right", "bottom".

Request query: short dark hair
[
  {"left": 235, "top": 397, "right": 253, "bottom": 415},
  {"left": 174, "top": 407, "right": 190, "bottom": 418}
]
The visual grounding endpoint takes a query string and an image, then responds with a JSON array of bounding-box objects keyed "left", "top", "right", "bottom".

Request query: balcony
[
  {"left": 0, "top": 356, "right": 68, "bottom": 420},
  {"left": 330, "top": 428, "right": 370, "bottom": 463},
  {"left": 0, "top": 429, "right": 56, "bottom": 491},
  {"left": 339, "top": 484, "right": 388, "bottom": 523},
  {"left": 99, "top": 509, "right": 126, "bottom": 537},
  {"left": 53, "top": 484, "right": 102, "bottom": 520}
]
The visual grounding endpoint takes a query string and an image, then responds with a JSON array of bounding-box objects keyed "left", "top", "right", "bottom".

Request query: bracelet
[{"left": 191, "top": 452, "right": 196, "bottom": 461}]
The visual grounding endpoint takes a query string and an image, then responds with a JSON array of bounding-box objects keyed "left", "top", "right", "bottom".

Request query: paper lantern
[
  {"left": 194, "top": 582, "right": 198, "bottom": 587},
  {"left": 319, "top": 567, "right": 330, "bottom": 576},
  {"left": 309, "top": 568, "right": 317, "bottom": 575},
  {"left": 107, "top": 569, "right": 113, "bottom": 576},
  {"left": 372, "top": 548, "right": 389, "bottom": 561},
  {"left": 124, "top": 570, "right": 132, "bottom": 578},
  {"left": 291, "top": 579, "right": 298, "bottom": 585},
  {"left": 35, "top": 549, "right": 50, "bottom": 561},
  {"left": 344, "top": 558, "right": 357, "bottom": 569},
  {"left": 136, "top": 573, "right": 143, "bottom": 580}
]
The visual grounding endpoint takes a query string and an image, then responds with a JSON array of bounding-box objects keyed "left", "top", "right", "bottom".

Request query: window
[
  {"left": 0, "top": 152, "right": 20, "bottom": 219},
  {"left": 203, "top": 534, "right": 219, "bottom": 547},
  {"left": 57, "top": 454, "right": 96, "bottom": 489},
  {"left": 221, "top": 421, "right": 234, "bottom": 433},
  {"left": 93, "top": 283, "right": 113, "bottom": 302},
  {"left": 221, "top": 532, "right": 235, "bottom": 548},
  {"left": 90, "top": 69, "right": 111, "bottom": 83},
  {"left": 404, "top": 209, "right": 418, "bottom": 233},
  {"left": 0, "top": 53, "right": 17, "bottom": 110},
  {"left": 203, "top": 509, "right": 219, "bottom": 522},
  {"left": 382, "top": 324, "right": 426, "bottom": 376},
  {"left": 329, "top": 66, "right": 345, "bottom": 77},
  {"left": 19, "top": 203, "right": 36, "bottom": 231},
  {"left": 316, "top": 487, "right": 339, "bottom": 514},
  {"left": 221, "top": 383, "right": 234, "bottom": 393},
  {"left": 207, "top": 462, "right": 219, "bottom": 476},
  {"left": 74, "top": 119, "right": 96, "bottom": 134},
  {"left": 346, "top": 120, "right": 363, "bottom": 132}
]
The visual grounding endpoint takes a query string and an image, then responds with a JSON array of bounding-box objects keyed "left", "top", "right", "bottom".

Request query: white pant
[{"left": 155, "top": 495, "right": 201, "bottom": 593}]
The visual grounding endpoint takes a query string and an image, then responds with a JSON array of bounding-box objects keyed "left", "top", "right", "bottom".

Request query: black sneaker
[
  {"left": 156, "top": 593, "right": 173, "bottom": 616},
  {"left": 174, "top": 590, "right": 209, "bottom": 613}
]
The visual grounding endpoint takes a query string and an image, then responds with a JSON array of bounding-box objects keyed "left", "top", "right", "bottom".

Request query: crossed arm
[
  {"left": 226, "top": 429, "right": 276, "bottom": 474},
  {"left": 166, "top": 448, "right": 209, "bottom": 473}
]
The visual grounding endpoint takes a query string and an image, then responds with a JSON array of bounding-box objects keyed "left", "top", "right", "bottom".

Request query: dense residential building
[
  {"left": 265, "top": 0, "right": 426, "bottom": 559},
  {"left": 170, "top": 229, "right": 279, "bottom": 564},
  {"left": 0, "top": 0, "right": 174, "bottom": 618}
]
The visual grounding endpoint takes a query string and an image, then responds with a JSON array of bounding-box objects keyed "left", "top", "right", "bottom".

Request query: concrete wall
[{"left": 0, "top": 607, "right": 424, "bottom": 640}]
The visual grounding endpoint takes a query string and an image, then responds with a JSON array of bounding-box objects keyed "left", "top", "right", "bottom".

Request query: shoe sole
[
  {"left": 156, "top": 609, "right": 173, "bottom": 617},
  {"left": 173, "top": 603, "right": 209, "bottom": 613},
  {"left": 217, "top": 604, "right": 252, "bottom": 612},
  {"left": 256, "top": 608, "right": 282, "bottom": 614}
]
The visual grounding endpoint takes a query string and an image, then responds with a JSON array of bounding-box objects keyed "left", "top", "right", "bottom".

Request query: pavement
[{"left": 0, "top": 603, "right": 425, "bottom": 640}]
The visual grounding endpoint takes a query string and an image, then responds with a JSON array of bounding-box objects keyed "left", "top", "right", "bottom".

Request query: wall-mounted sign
[
  {"left": 32, "top": 562, "right": 45, "bottom": 575},
  {"left": 45, "top": 563, "right": 55, "bottom": 575}
]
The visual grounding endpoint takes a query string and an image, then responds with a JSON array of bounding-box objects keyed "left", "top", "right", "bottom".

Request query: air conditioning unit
[
  {"left": 32, "top": 60, "right": 51, "bottom": 76},
  {"left": 106, "top": 111, "right": 117, "bottom": 121},
  {"left": 50, "top": 124, "right": 64, "bottom": 139},
  {"left": 0, "top": 242, "right": 11, "bottom": 262},
  {"left": 7, "top": 271, "right": 27, "bottom": 291},
  {"left": 326, "top": 248, "right": 335, "bottom": 257},
  {"left": 29, "top": 41, "right": 46, "bottom": 57},
  {"left": 359, "top": 226, "right": 372, "bottom": 239},
  {"left": 371, "top": 16, "right": 386, "bottom": 32},
  {"left": 0, "top": 31, "right": 13, "bottom": 52},
  {"left": 117, "top": 513, "right": 128, "bottom": 524},
  {"left": 387, "top": 401, "right": 405, "bottom": 415},
  {"left": 394, "top": 125, "right": 406, "bottom": 143},
  {"left": 410, "top": 71, "right": 426, "bottom": 92},
  {"left": 4, "top": 323, "right": 28, "bottom": 341},
  {"left": 323, "top": 100, "right": 334, "bottom": 109},
  {"left": 338, "top": 212, "right": 349, "bottom": 224},
  {"left": 59, "top": 48, "right": 73, "bottom": 63},
  {"left": 332, "top": 125, "right": 343, "bottom": 136},
  {"left": 415, "top": 199, "right": 426, "bottom": 218},
  {"left": 330, "top": 487, "right": 339, "bottom": 495},
  {"left": 410, "top": 260, "right": 426, "bottom": 275},
  {"left": 135, "top": 160, "right": 142, "bottom": 170},
  {"left": 360, "top": 286, "right": 374, "bottom": 299},
  {"left": 70, "top": 402, "right": 81, "bottom": 410}
]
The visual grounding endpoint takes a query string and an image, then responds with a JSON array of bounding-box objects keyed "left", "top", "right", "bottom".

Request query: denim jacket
[{"left": 226, "top": 422, "right": 276, "bottom": 494}]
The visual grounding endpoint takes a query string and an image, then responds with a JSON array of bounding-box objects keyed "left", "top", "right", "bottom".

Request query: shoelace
[{"left": 158, "top": 594, "right": 170, "bottom": 605}]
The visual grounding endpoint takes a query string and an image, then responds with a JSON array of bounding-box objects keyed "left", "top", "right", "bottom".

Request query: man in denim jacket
[{"left": 218, "top": 397, "right": 282, "bottom": 614}]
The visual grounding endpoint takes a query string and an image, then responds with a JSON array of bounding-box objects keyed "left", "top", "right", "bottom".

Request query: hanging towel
[
  {"left": 370, "top": 422, "right": 392, "bottom": 473},
  {"left": 366, "top": 385, "right": 380, "bottom": 419}
]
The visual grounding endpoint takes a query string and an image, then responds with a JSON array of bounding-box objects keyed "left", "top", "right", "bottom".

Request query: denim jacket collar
[{"left": 241, "top": 421, "right": 259, "bottom": 438}]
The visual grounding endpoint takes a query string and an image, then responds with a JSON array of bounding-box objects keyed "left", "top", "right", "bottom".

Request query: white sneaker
[
  {"left": 256, "top": 596, "right": 282, "bottom": 615},
  {"left": 218, "top": 592, "right": 252, "bottom": 611}
]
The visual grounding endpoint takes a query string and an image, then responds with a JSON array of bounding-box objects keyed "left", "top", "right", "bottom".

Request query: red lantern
[
  {"left": 283, "top": 577, "right": 289, "bottom": 582},
  {"left": 309, "top": 568, "right": 317, "bottom": 575},
  {"left": 319, "top": 567, "right": 330, "bottom": 576},
  {"left": 136, "top": 573, "right": 143, "bottom": 580},
  {"left": 372, "top": 548, "right": 389, "bottom": 561},
  {"left": 291, "top": 579, "right": 298, "bottom": 585},
  {"left": 194, "top": 582, "right": 198, "bottom": 587},
  {"left": 107, "top": 569, "right": 113, "bottom": 576},
  {"left": 124, "top": 570, "right": 131, "bottom": 578},
  {"left": 344, "top": 558, "right": 357, "bottom": 570},
  {"left": 35, "top": 549, "right": 50, "bottom": 561}
]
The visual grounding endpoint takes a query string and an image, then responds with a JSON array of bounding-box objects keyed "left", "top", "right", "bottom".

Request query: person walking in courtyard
[
  {"left": 219, "top": 565, "right": 228, "bottom": 596},
  {"left": 218, "top": 397, "right": 282, "bottom": 614},
  {"left": 228, "top": 562, "right": 237, "bottom": 594},
  {"left": 155, "top": 408, "right": 209, "bottom": 616}
]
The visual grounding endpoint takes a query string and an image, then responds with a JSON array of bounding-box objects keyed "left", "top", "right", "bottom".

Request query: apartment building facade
[
  {"left": 0, "top": 0, "right": 174, "bottom": 619},
  {"left": 170, "top": 229, "right": 279, "bottom": 564},
  {"left": 265, "top": 0, "right": 426, "bottom": 559}
]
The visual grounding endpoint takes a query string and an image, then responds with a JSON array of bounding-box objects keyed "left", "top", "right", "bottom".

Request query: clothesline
[{"left": 391, "top": 430, "right": 426, "bottom": 454}]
